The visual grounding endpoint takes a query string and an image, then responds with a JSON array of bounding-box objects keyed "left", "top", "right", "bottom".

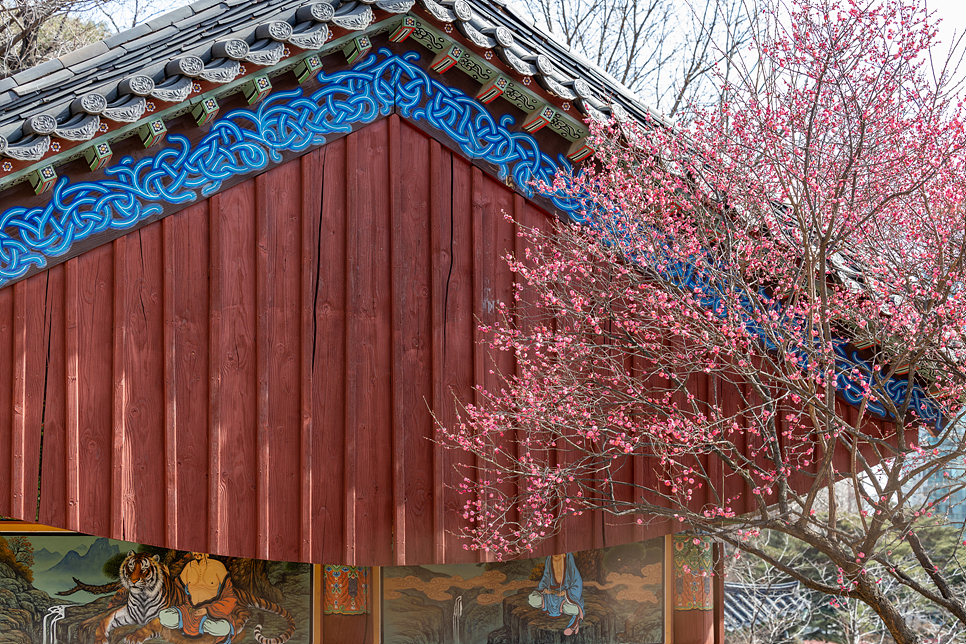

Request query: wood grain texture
[
  {"left": 0, "top": 285, "right": 12, "bottom": 517},
  {"left": 11, "top": 276, "right": 47, "bottom": 520},
  {"left": 39, "top": 264, "right": 67, "bottom": 528},
  {"left": 111, "top": 236, "right": 127, "bottom": 540},
  {"left": 389, "top": 115, "right": 407, "bottom": 565},
  {"left": 121, "top": 225, "right": 166, "bottom": 544},
  {"left": 300, "top": 149, "right": 321, "bottom": 562},
  {"left": 166, "top": 203, "right": 211, "bottom": 550},
  {"left": 10, "top": 279, "right": 24, "bottom": 519},
  {"left": 344, "top": 131, "right": 359, "bottom": 565},
  {"left": 64, "top": 258, "right": 80, "bottom": 531},
  {"left": 258, "top": 161, "right": 303, "bottom": 562},
  {"left": 208, "top": 193, "right": 224, "bottom": 554},
  {"left": 313, "top": 139, "right": 348, "bottom": 564},
  {"left": 212, "top": 182, "right": 259, "bottom": 559},
  {"left": 438, "top": 150, "right": 476, "bottom": 563},
  {"left": 430, "top": 138, "right": 446, "bottom": 564},
  {"left": 391, "top": 118, "right": 434, "bottom": 565},
  {"left": 345, "top": 121, "right": 394, "bottom": 565},
  {"left": 75, "top": 244, "right": 115, "bottom": 536}
]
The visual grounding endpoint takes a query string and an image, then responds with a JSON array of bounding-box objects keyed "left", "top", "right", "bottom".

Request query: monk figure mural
[
  {"left": 528, "top": 553, "right": 585, "bottom": 635},
  {"left": 159, "top": 553, "right": 244, "bottom": 641}
]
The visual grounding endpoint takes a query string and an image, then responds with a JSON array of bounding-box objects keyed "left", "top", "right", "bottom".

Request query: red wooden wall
[
  {"left": 0, "top": 115, "right": 865, "bottom": 566},
  {"left": 0, "top": 116, "right": 663, "bottom": 564}
]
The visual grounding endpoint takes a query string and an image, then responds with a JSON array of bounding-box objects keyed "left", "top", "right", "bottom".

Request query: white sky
[{"left": 929, "top": 0, "right": 966, "bottom": 40}]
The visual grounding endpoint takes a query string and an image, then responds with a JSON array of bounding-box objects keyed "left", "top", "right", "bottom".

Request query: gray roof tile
[
  {"left": 67, "top": 49, "right": 123, "bottom": 73},
  {"left": 145, "top": 5, "right": 195, "bottom": 30},
  {"left": 119, "top": 25, "right": 180, "bottom": 52},
  {"left": 12, "top": 58, "right": 65, "bottom": 85},
  {"left": 0, "top": 0, "right": 665, "bottom": 168},
  {"left": 14, "top": 70, "right": 73, "bottom": 97},
  {"left": 57, "top": 41, "right": 110, "bottom": 67},
  {"left": 174, "top": 5, "right": 228, "bottom": 31},
  {"left": 189, "top": 0, "right": 225, "bottom": 12},
  {"left": 101, "top": 23, "right": 153, "bottom": 49}
]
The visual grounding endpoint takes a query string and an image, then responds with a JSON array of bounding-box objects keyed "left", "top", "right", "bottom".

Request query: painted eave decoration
[{"left": 0, "top": 0, "right": 666, "bottom": 290}]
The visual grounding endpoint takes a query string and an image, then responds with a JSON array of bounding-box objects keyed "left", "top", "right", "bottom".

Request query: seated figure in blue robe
[{"left": 528, "top": 552, "right": 585, "bottom": 635}]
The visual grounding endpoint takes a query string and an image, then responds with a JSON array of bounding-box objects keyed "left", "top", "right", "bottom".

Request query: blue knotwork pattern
[{"left": 0, "top": 49, "right": 577, "bottom": 287}]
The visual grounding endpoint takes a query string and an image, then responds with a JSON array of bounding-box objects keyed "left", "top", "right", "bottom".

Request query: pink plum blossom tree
[{"left": 442, "top": 1, "right": 966, "bottom": 641}]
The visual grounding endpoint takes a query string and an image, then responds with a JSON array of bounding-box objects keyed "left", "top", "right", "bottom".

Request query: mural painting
[
  {"left": 0, "top": 524, "right": 314, "bottom": 644},
  {"left": 382, "top": 539, "right": 664, "bottom": 644}
]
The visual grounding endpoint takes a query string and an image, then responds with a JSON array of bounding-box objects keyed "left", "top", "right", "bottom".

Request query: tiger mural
[
  {"left": 120, "top": 552, "right": 297, "bottom": 644},
  {"left": 58, "top": 550, "right": 186, "bottom": 642},
  {"left": 121, "top": 587, "right": 296, "bottom": 644},
  {"left": 236, "top": 588, "right": 297, "bottom": 644}
]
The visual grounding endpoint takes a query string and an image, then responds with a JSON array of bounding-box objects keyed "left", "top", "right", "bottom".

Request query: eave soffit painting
[{"left": 0, "top": 0, "right": 660, "bottom": 292}]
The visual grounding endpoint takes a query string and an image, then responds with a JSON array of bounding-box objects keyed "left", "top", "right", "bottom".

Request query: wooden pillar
[
  {"left": 672, "top": 534, "right": 715, "bottom": 644},
  {"left": 322, "top": 565, "right": 373, "bottom": 642},
  {"left": 714, "top": 543, "right": 725, "bottom": 644}
]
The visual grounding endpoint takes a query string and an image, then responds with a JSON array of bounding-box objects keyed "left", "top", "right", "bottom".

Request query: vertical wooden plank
[
  {"left": 345, "top": 121, "right": 394, "bottom": 565},
  {"left": 258, "top": 161, "right": 303, "bottom": 562},
  {"left": 119, "top": 225, "right": 166, "bottom": 544},
  {"left": 64, "top": 258, "right": 80, "bottom": 531},
  {"left": 39, "top": 264, "right": 67, "bottom": 528},
  {"left": 470, "top": 166, "right": 487, "bottom": 562},
  {"left": 391, "top": 119, "right": 435, "bottom": 565},
  {"left": 112, "top": 237, "right": 127, "bottom": 540},
  {"left": 212, "top": 182, "right": 259, "bottom": 559},
  {"left": 10, "top": 281, "right": 26, "bottom": 518},
  {"left": 256, "top": 172, "right": 272, "bottom": 560},
  {"left": 0, "top": 286, "right": 12, "bottom": 518},
  {"left": 208, "top": 193, "right": 224, "bottom": 554},
  {"left": 300, "top": 150, "right": 320, "bottom": 562},
  {"left": 389, "top": 115, "right": 407, "bottom": 565},
  {"left": 441, "top": 152, "right": 476, "bottom": 563},
  {"left": 165, "top": 202, "right": 211, "bottom": 552},
  {"left": 11, "top": 275, "right": 48, "bottom": 521},
  {"left": 313, "top": 139, "right": 348, "bottom": 564},
  {"left": 75, "top": 244, "right": 114, "bottom": 536},
  {"left": 430, "top": 139, "right": 446, "bottom": 564},
  {"left": 163, "top": 216, "right": 178, "bottom": 546},
  {"left": 344, "top": 132, "right": 359, "bottom": 565}
]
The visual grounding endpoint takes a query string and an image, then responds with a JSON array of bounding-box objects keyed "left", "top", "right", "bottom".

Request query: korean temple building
[{"left": 0, "top": 0, "right": 834, "bottom": 642}]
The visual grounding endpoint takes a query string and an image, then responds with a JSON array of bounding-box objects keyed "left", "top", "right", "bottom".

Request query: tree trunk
[{"left": 857, "top": 584, "right": 921, "bottom": 644}]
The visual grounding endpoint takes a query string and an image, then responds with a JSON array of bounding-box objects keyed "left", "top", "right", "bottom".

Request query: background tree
[
  {"left": 0, "top": 0, "right": 188, "bottom": 78},
  {"left": 6, "top": 535, "right": 33, "bottom": 569},
  {"left": 0, "top": 535, "right": 32, "bottom": 581},
  {"left": 727, "top": 526, "right": 966, "bottom": 642},
  {"left": 512, "top": 0, "right": 758, "bottom": 119},
  {"left": 442, "top": 0, "right": 966, "bottom": 641}
]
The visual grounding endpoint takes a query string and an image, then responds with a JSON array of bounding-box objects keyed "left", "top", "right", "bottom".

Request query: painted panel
[
  {"left": 0, "top": 522, "right": 318, "bottom": 644},
  {"left": 381, "top": 538, "right": 665, "bottom": 644}
]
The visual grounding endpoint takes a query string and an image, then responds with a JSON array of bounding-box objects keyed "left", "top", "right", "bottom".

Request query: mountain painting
[
  {"left": 0, "top": 525, "right": 314, "bottom": 644},
  {"left": 381, "top": 539, "right": 665, "bottom": 644}
]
